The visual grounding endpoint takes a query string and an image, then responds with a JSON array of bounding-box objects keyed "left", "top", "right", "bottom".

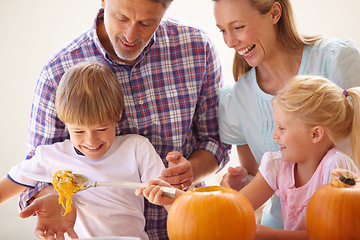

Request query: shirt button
[
  {"left": 143, "top": 130, "right": 148, "bottom": 135},
  {"left": 139, "top": 100, "right": 144, "bottom": 105}
]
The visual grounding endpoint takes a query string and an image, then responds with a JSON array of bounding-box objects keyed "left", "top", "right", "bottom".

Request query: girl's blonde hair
[
  {"left": 274, "top": 75, "right": 360, "bottom": 168},
  {"left": 229, "top": 0, "right": 321, "bottom": 81},
  {"left": 55, "top": 62, "right": 124, "bottom": 126}
]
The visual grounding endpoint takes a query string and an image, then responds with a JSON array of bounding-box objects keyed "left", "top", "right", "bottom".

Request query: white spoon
[{"left": 73, "top": 174, "right": 176, "bottom": 198}]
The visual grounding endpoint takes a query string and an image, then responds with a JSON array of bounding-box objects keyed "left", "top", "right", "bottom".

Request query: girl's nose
[{"left": 272, "top": 129, "right": 278, "bottom": 140}]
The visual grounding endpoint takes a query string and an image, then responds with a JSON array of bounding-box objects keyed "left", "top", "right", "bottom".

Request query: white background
[{"left": 1, "top": 0, "right": 360, "bottom": 239}]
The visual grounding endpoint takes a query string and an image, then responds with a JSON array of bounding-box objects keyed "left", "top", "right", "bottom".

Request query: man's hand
[
  {"left": 220, "top": 166, "right": 252, "bottom": 191},
  {"left": 19, "top": 187, "right": 78, "bottom": 240},
  {"left": 159, "top": 151, "right": 193, "bottom": 190}
]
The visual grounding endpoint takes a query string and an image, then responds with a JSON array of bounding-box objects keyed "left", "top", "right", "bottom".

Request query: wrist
[{"left": 29, "top": 185, "right": 57, "bottom": 204}]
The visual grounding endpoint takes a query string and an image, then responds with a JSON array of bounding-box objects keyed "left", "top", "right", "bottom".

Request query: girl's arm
[
  {"left": 0, "top": 176, "right": 27, "bottom": 204},
  {"left": 256, "top": 225, "right": 308, "bottom": 240},
  {"left": 239, "top": 171, "right": 274, "bottom": 210}
]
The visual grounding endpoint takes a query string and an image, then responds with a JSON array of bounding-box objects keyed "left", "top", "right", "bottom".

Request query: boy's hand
[
  {"left": 19, "top": 186, "right": 78, "bottom": 240},
  {"left": 136, "top": 179, "right": 181, "bottom": 208}
]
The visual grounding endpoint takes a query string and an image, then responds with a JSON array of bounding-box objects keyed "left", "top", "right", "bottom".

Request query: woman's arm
[{"left": 237, "top": 144, "right": 259, "bottom": 176}]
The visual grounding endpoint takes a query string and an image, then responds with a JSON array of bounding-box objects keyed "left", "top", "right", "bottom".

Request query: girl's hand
[{"left": 220, "top": 166, "right": 252, "bottom": 191}]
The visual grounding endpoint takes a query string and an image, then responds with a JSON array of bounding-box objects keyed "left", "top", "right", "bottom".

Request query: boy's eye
[
  {"left": 97, "top": 128, "right": 107, "bottom": 132},
  {"left": 74, "top": 131, "right": 84, "bottom": 134}
]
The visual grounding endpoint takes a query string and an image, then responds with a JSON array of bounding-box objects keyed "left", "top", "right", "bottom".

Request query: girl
[{"left": 137, "top": 75, "right": 360, "bottom": 240}]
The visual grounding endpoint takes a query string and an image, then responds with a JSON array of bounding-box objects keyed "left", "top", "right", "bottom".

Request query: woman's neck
[{"left": 256, "top": 45, "right": 303, "bottom": 95}]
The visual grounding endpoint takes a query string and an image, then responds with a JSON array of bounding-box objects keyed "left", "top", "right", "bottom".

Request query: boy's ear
[{"left": 311, "top": 126, "right": 325, "bottom": 143}]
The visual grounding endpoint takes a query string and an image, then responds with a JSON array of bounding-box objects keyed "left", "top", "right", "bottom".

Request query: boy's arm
[{"left": 0, "top": 176, "right": 27, "bottom": 204}]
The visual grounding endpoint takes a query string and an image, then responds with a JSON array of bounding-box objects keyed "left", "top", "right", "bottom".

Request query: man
[{"left": 19, "top": 0, "right": 230, "bottom": 239}]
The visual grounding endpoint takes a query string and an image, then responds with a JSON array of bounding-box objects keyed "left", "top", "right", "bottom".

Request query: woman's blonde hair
[
  {"left": 230, "top": 0, "right": 321, "bottom": 81},
  {"left": 274, "top": 75, "right": 360, "bottom": 168},
  {"left": 55, "top": 62, "right": 124, "bottom": 126}
]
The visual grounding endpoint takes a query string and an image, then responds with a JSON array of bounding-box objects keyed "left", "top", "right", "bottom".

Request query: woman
[{"left": 214, "top": 0, "right": 360, "bottom": 230}]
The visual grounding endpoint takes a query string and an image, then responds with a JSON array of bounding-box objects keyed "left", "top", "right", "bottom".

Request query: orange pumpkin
[
  {"left": 166, "top": 186, "right": 256, "bottom": 240},
  {"left": 306, "top": 168, "right": 360, "bottom": 239}
]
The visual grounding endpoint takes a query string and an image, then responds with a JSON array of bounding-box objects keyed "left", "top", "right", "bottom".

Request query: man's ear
[
  {"left": 311, "top": 126, "right": 325, "bottom": 143},
  {"left": 270, "top": 2, "right": 282, "bottom": 24}
]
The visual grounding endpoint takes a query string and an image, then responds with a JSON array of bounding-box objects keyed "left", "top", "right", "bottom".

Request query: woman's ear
[
  {"left": 270, "top": 2, "right": 282, "bottom": 24},
  {"left": 311, "top": 126, "right": 325, "bottom": 143}
]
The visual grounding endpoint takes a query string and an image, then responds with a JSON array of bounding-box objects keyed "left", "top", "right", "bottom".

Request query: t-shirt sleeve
[
  {"left": 322, "top": 151, "right": 360, "bottom": 185},
  {"left": 8, "top": 146, "right": 50, "bottom": 187},
  {"left": 136, "top": 137, "right": 166, "bottom": 183},
  {"left": 258, "top": 151, "right": 281, "bottom": 192},
  {"left": 326, "top": 39, "right": 360, "bottom": 89},
  {"left": 219, "top": 84, "right": 247, "bottom": 145}
]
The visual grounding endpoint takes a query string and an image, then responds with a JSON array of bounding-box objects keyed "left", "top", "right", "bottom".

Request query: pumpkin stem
[{"left": 340, "top": 172, "right": 356, "bottom": 186}]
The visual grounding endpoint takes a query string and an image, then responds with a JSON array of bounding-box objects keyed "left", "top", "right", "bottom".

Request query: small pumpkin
[
  {"left": 306, "top": 168, "right": 360, "bottom": 239},
  {"left": 166, "top": 186, "right": 256, "bottom": 240}
]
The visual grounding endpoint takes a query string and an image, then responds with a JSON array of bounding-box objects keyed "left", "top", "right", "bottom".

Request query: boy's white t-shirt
[{"left": 8, "top": 134, "right": 165, "bottom": 240}]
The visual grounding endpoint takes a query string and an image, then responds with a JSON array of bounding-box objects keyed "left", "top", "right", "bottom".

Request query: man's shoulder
[
  {"left": 40, "top": 28, "right": 103, "bottom": 81},
  {"left": 44, "top": 28, "right": 98, "bottom": 70},
  {"left": 157, "top": 17, "right": 210, "bottom": 42}
]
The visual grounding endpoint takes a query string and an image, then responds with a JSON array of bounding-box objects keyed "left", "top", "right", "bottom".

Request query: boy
[{"left": 0, "top": 62, "right": 165, "bottom": 240}]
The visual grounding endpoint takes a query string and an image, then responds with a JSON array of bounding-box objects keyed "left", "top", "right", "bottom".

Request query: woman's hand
[
  {"left": 19, "top": 186, "right": 78, "bottom": 240},
  {"left": 220, "top": 166, "right": 252, "bottom": 191}
]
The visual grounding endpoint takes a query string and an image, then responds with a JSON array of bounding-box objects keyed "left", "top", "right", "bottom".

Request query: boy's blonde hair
[
  {"left": 55, "top": 62, "right": 124, "bottom": 126},
  {"left": 274, "top": 75, "right": 360, "bottom": 167}
]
